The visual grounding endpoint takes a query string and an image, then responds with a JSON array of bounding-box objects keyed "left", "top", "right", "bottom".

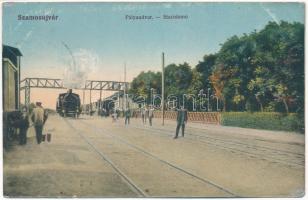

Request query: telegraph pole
[
  {"left": 162, "top": 52, "right": 165, "bottom": 126},
  {"left": 124, "top": 62, "right": 127, "bottom": 110},
  {"left": 89, "top": 82, "right": 92, "bottom": 113}
]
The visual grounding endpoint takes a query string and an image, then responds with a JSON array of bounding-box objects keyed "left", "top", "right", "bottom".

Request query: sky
[{"left": 2, "top": 2, "right": 305, "bottom": 108}]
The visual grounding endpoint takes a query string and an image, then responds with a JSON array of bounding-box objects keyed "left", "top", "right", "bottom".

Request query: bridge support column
[
  {"left": 89, "top": 89, "right": 92, "bottom": 113},
  {"left": 25, "top": 79, "right": 30, "bottom": 109},
  {"left": 99, "top": 89, "right": 102, "bottom": 111}
]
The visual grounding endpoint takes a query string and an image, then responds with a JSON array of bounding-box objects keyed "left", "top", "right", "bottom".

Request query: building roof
[
  {"left": 3, "top": 45, "right": 22, "bottom": 56},
  {"left": 106, "top": 91, "right": 124, "bottom": 99},
  {"left": 3, "top": 45, "right": 22, "bottom": 67}
]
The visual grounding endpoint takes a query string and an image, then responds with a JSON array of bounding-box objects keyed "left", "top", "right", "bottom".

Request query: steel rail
[
  {"left": 137, "top": 123, "right": 305, "bottom": 157},
  {"left": 64, "top": 119, "right": 148, "bottom": 197},
  {"left": 124, "top": 123, "right": 304, "bottom": 168},
  {"left": 80, "top": 120, "right": 238, "bottom": 197}
]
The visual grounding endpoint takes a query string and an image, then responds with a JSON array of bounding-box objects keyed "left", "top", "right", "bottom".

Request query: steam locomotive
[{"left": 56, "top": 89, "right": 81, "bottom": 118}]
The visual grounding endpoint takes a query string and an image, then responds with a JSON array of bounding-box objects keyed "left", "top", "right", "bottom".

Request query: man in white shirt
[{"left": 31, "top": 102, "right": 48, "bottom": 144}]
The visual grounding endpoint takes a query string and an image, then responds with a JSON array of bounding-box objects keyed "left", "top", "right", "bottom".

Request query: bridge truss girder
[
  {"left": 20, "top": 78, "right": 129, "bottom": 107},
  {"left": 84, "top": 80, "right": 128, "bottom": 91}
]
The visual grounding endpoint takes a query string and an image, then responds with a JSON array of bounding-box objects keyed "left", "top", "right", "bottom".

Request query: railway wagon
[
  {"left": 2, "top": 45, "right": 23, "bottom": 148},
  {"left": 56, "top": 89, "right": 81, "bottom": 118},
  {"left": 81, "top": 102, "right": 97, "bottom": 115}
]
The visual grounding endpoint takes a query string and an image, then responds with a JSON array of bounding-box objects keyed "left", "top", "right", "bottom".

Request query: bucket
[{"left": 47, "top": 133, "right": 52, "bottom": 142}]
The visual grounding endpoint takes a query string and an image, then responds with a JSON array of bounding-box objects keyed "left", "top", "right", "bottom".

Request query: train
[
  {"left": 3, "top": 45, "right": 23, "bottom": 148},
  {"left": 81, "top": 91, "right": 141, "bottom": 117},
  {"left": 56, "top": 89, "right": 82, "bottom": 118}
]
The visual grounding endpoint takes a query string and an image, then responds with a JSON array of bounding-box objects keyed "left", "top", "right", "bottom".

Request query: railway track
[
  {"left": 117, "top": 123, "right": 304, "bottom": 168},
  {"left": 63, "top": 118, "right": 148, "bottom": 197},
  {"left": 79, "top": 120, "right": 238, "bottom": 197},
  {"left": 157, "top": 124, "right": 304, "bottom": 155}
]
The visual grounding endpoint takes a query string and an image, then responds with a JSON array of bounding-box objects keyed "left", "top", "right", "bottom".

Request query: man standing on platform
[
  {"left": 148, "top": 105, "right": 154, "bottom": 126},
  {"left": 11, "top": 109, "right": 29, "bottom": 145},
  {"left": 19, "top": 108, "right": 30, "bottom": 145},
  {"left": 31, "top": 102, "right": 48, "bottom": 144},
  {"left": 125, "top": 107, "right": 131, "bottom": 125},
  {"left": 141, "top": 106, "right": 148, "bottom": 124},
  {"left": 174, "top": 106, "right": 188, "bottom": 139}
]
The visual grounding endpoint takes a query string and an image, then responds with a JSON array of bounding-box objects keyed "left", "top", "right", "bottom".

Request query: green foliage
[
  {"left": 263, "top": 102, "right": 276, "bottom": 112},
  {"left": 210, "top": 21, "right": 304, "bottom": 113},
  {"left": 196, "top": 54, "right": 217, "bottom": 89},
  {"left": 221, "top": 112, "right": 304, "bottom": 133},
  {"left": 129, "top": 21, "right": 304, "bottom": 114},
  {"left": 187, "top": 68, "right": 203, "bottom": 95},
  {"left": 165, "top": 62, "right": 193, "bottom": 96},
  {"left": 128, "top": 70, "right": 161, "bottom": 104}
]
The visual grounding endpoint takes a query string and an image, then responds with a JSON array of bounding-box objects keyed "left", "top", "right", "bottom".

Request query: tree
[
  {"left": 129, "top": 21, "right": 304, "bottom": 113},
  {"left": 165, "top": 62, "right": 193, "bottom": 97},
  {"left": 209, "top": 64, "right": 231, "bottom": 111},
  {"left": 187, "top": 68, "right": 203, "bottom": 95},
  {"left": 129, "top": 71, "right": 161, "bottom": 104},
  {"left": 196, "top": 54, "right": 217, "bottom": 89},
  {"left": 255, "top": 21, "right": 304, "bottom": 113}
]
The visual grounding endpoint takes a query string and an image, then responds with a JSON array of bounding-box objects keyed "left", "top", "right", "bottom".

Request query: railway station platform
[{"left": 3, "top": 114, "right": 305, "bottom": 197}]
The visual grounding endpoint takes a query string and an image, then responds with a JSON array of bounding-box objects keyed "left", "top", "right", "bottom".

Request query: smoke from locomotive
[{"left": 56, "top": 89, "right": 81, "bottom": 118}]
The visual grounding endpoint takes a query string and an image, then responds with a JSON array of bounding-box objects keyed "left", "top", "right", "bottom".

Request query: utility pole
[
  {"left": 90, "top": 82, "right": 92, "bottom": 114},
  {"left": 119, "top": 75, "right": 123, "bottom": 110},
  {"left": 162, "top": 52, "right": 165, "bottom": 126},
  {"left": 82, "top": 83, "right": 85, "bottom": 115},
  {"left": 124, "top": 62, "right": 127, "bottom": 110},
  {"left": 118, "top": 92, "right": 120, "bottom": 109}
]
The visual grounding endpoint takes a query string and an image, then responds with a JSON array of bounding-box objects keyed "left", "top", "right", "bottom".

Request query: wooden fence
[{"left": 153, "top": 111, "right": 221, "bottom": 124}]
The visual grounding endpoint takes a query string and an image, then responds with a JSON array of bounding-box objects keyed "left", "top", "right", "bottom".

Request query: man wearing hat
[
  {"left": 31, "top": 102, "right": 48, "bottom": 144},
  {"left": 174, "top": 106, "right": 188, "bottom": 139},
  {"left": 124, "top": 107, "right": 131, "bottom": 125}
]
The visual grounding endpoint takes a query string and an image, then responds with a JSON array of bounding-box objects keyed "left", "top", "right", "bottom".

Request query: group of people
[
  {"left": 13, "top": 102, "right": 187, "bottom": 145},
  {"left": 11, "top": 102, "right": 48, "bottom": 145},
  {"left": 140, "top": 106, "right": 155, "bottom": 126},
  {"left": 140, "top": 105, "right": 188, "bottom": 139},
  {"left": 109, "top": 105, "right": 188, "bottom": 139},
  {"left": 111, "top": 108, "right": 132, "bottom": 125}
]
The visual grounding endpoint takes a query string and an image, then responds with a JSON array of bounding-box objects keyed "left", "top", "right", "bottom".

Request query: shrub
[{"left": 221, "top": 112, "right": 304, "bottom": 133}]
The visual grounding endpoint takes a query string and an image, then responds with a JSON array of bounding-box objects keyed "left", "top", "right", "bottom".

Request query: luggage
[
  {"left": 41, "top": 133, "right": 51, "bottom": 142},
  {"left": 47, "top": 133, "right": 51, "bottom": 142}
]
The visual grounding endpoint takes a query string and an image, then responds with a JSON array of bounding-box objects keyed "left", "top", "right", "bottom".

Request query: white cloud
[
  {"left": 16, "top": 30, "right": 33, "bottom": 49},
  {"left": 260, "top": 3, "right": 279, "bottom": 24}
]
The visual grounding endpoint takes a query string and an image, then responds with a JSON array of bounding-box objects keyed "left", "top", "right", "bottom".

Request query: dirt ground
[{"left": 3, "top": 114, "right": 305, "bottom": 197}]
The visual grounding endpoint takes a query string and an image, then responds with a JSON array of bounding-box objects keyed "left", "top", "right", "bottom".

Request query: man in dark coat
[
  {"left": 148, "top": 105, "right": 154, "bottom": 126},
  {"left": 124, "top": 108, "right": 131, "bottom": 125},
  {"left": 174, "top": 106, "right": 188, "bottom": 139},
  {"left": 19, "top": 112, "right": 29, "bottom": 145},
  {"left": 11, "top": 111, "right": 29, "bottom": 145}
]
